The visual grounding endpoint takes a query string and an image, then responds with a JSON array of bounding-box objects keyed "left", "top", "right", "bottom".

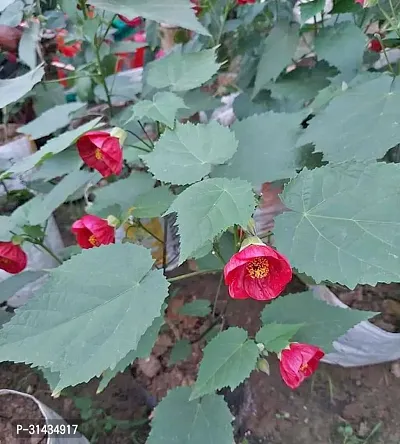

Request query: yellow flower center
[
  {"left": 299, "top": 363, "right": 309, "bottom": 373},
  {"left": 0, "top": 257, "right": 10, "bottom": 264},
  {"left": 95, "top": 148, "right": 103, "bottom": 160},
  {"left": 246, "top": 257, "right": 269, "bottom": 279},
  {"left": 88, "top": 235, "right": 98, "bottom": 246}
]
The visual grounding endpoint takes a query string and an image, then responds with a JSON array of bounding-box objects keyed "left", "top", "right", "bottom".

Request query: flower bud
[
  {"left": 256, "top": 342, "right": 265, "bottom": 352},
  {"left": 11, "top": 235, "right": 24, "bottom": 246},
  {"left": 110, "top": 127, "right": 127, "bottom": 147},
  {"left": 239, "top": 235, "right": 264, "bottom": 251},
  {"left": 107, "top": 215, "right": 121, "bottom": 228},
  {"left": 257, "top": 358, "right": 270, "bottom": 375}
]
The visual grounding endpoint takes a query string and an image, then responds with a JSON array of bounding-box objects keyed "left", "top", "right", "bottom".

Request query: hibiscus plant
[{"left": 0, "top": 0, "right": 399, "bottom": 441}]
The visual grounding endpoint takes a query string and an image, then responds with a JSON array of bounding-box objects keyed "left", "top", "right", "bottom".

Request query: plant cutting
[{"left": 1, "top": 0, "right": 400, "bottom": 441}]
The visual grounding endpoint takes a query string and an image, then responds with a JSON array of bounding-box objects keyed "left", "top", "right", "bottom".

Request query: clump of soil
[{"left": 0, "top": 393, "right": 46, "bottom": 444}]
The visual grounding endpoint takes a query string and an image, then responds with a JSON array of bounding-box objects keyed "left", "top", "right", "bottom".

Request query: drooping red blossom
[
  {"left": 237, "top": 0, "right": 256, "bottom": 4},
  {"left": 279, "top": 343, "right": 325, "bottom": 389},
  {"left": 71, "top": 215, "right": 115, "bottom": 249},
  {"left": 56, "top": 30, "right": 81, "bottom": 58},
  {"left": 117, "top": 15, "right": 142, "bottom": 27},
  {"left": 191, "top": 0, "right": 202, "bottom": 15},
  {"left": 0, "top": 241, "right": 27, "bottom": 274},
  {"left": 77, "top": 131, "right": 123, "bottom": 178},
  {"left": 369, "top": 38, "right": 383, "bottom": 52},
  {"left": 224, "top": 242, "right": 292, "bottom": 301}
]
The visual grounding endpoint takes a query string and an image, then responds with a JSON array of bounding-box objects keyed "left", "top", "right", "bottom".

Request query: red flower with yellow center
[
  {"left": 224, "top": 242, "right": 292, "bottom": 301},
  {"left": 0, "top": 241, "right": 27, "bottom": 274},
  {"left": 56, "top": 30, "right": 82, "bottom": 58},
  {"left": 279, "top": 343, "right": 325, "bottom": 389},
  {"left": 71, "top": 215, "right": 115, "bottom": 249}
]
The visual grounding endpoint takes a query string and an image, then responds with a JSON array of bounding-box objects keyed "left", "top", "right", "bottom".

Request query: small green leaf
[
  {"left": 167, "top": 178, "right": 256, "bottom": 263},
  {"left": 147, "top": 48, "right": 220, "bottom": 92},
  {"left": 128, "top": 92, "right": 187, "bottom": 128},
  {"left": 18, "top": 102, "right": 86, "bottom": 140},
  {"left": 261, "top": 292, "right": 376, "bottom": 352},
  {"left": 179, "top": 300, "right": 211, "bottom": 317},
  {"left": 190, "top": 327, "right": 259, "bottom": 400},
  {"left": 255, "top": 323, "right": 304, "bottom": 353},
  {"left": 148, "top": 387, "right": 234, "bottom": 444},
  {"left": 0, "top": 271, "right": 46, "bottom": 304},
  {"left": 29, "top": 149, "right": 82, "bottom": 182},
  {"left": 195, "top": 232, "right": 235, "bottom": 271},
  {"left": 168, "top": 339, "right": 192, "bottom": 366},
  {"left": 143, "top": 121, "right": 238, "bottom": 185},
  {"left": 131, "top": 186, "right": 175, "bottom": 218},
  {"left": 253, "top": 22, "right": 299, "bottom": 97}
]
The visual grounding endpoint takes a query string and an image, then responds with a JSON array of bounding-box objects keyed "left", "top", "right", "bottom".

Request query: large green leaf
[
  {"left": 300, "top": 0, "right": 326, "bottom": 23},
  {"left": 299, "top": 75, "right": 400, "bottom": 162},
  {"left": 0, "top": 271, "right": 46, "bottom": 304},
  {"left": 29, "top": 149, "right": 82, "bottom": 182},
  {"left": 90, "top": 0, "right": 209, "bottom": 35},
  {"left": 275, "top": 161, "right": 400, "bottom": 288},
  {"left": 0, "top": 0, "right": 23, "bottom": 26},
  {"left": 0, "top": 65, "right": 44, "bottom": 108},
  {"left": 214, "top": 111, "right": 303, "bottom": 186},
  {"left": 18, "top": 103, "right": 86, "bottom": 140},
  {"left": 147, "top": 48, "right": 220, "bottom": 92},
  {"left": 167, "top": 178, "right": 256, "bottom": 262},
  {"left": 253, "top": 22, "right": 299, "bottom": 97},
  {"left": 128, "top": 92, "right": 187, "bottom": 128},
  {"left": 147, "top": 387, "right": 233, "bottom": 444},
  {"left": 177, "top": 89, "right": 221, "bottom": 120},
  {"left": 0, "top": 244, "right": 169, "bottom": 392},
  {"left": 3, "top": 118, "right": 102, "bottom": 176},
  {"left": 18, "top": 20, "right": 40, "bottom": 70},
  {"left": 314, "top": 22, "right": 365, "bottom": 74},
  {"left": 131, "top": 186, "right": 176, "bottom": 218},
  {"left": 0, "top": 216, "right": 17, "bottom": 241},
  {"left": 261, "top": 291, "right": 376, "bottom": 352},
  {"left": 143, "top": 122, "right": 238, "bottom": 185},
  {"left": 88, "top": 172, "right": 155, "bottom": 218},
  {"left": 190, "top": 327, "right": 259, "bottom": 400},
  {"left": 97, "top": 315, "right": 164, "bottom": 393},
  {"left": 0, "top": 0, "right": 16, "bottom": 12}
]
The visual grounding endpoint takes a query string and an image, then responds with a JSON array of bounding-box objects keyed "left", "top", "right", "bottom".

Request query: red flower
[
  {"left": 118, "top": 15, "right": 142, "bottom": 27},
  {"left": 0, "top": 242, "right": 27, "bottom": 274},
  {"left": 77, "top": 130, "right": 123, "bottom": 178},
  {"left": 71, "top": 215, "right": 115, "bottom": 249},
  {"left": 56, "top": 30, "right": 81, "bottom": 58},
  {"left": 224, "top": 242, "right": 292, "bottom": 301},
  {"left": 191, "top": 0, "right": 202, "bottom": 15},
  {"left": 155, "top": 49, "right": 165, "bottom": 59},
  {"left": 279, "top": 343, "right": 325, "bottom": 389},
  {"left": 369, "top": 38, "right": 383, "bottom": 52},
  {"left": 237, "top": 0, "right": 256, "bottom": 4}
]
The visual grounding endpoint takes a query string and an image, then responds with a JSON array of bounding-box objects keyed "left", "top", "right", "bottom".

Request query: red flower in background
[
  {"left": 191, "top": 0, "right": 202, "bottom": 15},
  {"left": 155, "top": 49, "right": 165, "bottom": 59},
  {"left": 72, "top": 215, "right": 115, "bottom": 249},
  {"left": 369, "top": 37, "right": 384, "bottom": 52},
  {"left": 56, "top": 30, "right": 81, "bottom": 57},
  {"left": 77, "top": 131, "right": 123, "bottom": 177},
  {"left": 0, "top": 242, "right": 27, "bottom": 274},
  {"left": 224, "top": 243, "right": 292, "bottom": 301},
  {"left": 237, "top": 0, "right": 256, "bottom": 4},
  {"left": 279, "top": 343, "right": 324, "bottom": 389},
  {"left": 118, "top": 15, "right": 142, "bottom": 27}
]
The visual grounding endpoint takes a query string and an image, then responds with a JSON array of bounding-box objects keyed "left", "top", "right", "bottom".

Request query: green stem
[
  {"left": 191, "top": 317, "right": 221, "bottom": 344},
  {"left": 168, "top": 270, "right": 220, "bottom": 283},
  {"left": 94, "top": 44, "right": 113, "bottom": 116},
  {"left": 138, "top": 121, "right": 155, "bottom": 148},
  {"left": 36, "top": 242, "right": 63, "bottom": 265},
  {"left": 126, "top": 144, "right": 152, "bottom": 153},
  {"left": 43, "top": 74, "right": 96, "bottom": 84},
  {"left": 137, "top": 221, "right": 164, "bottom": 244},
  {"left": 125, "top": 130, "right": 153, "bottom": 150},
  {"left": 375, "top": 33, "right": 396, "bottom": 76},
  {"left": 212, "top": 241, "right": 226, "bottom": 266},
  {"left": 212, "top": 273, "right": 224, "bottom": 318},
  {"left": 79, "top": 0, "right": 88, "bottom": 19},
  {"left": 233, "top": 225, "right": 239, "bottom": 252}
]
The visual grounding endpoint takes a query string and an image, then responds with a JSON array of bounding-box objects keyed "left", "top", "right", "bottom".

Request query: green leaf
[
  {"left": 29, "top": 149, "right": 82, "bottom": 182},
  {"left": 0, "top": 216, "right": 17, "bottom": 241},
  {"left": 147, "top": 48, "right": 220, "bottom": 92},
  {"left": 168, "top": 339, "right": 192, "bottom": 366},
  {"left": 0, "top": 244, "right": 170, "bottom": 392},
  {"left": 143, "top": 121, "right": 238, "bottom": 185},
  {"left": 18, "top": 103, "right": 86, "bottom": 140},
  {"left": 253, "top": 22, "right": 299, "bottom": 97},
  {"left": 128, "top": 92, "right": 187, "bottom": 128},
  {"left": 131, "top": 186, "right": 175, "bottom": 218},
  {"left": 0, "top": 0, "right": 16, "bottom": 12},
  {"left": 94, "top": 74, "right": 141, "bottom": 105},
  {"left": 0, "top": 65, "right": 44, "bottom": 109},
  {"left": 3, "top": 118, "right": 102, "bottom": 176},
  {"left": 300, "top": 75, "right": 400, "bottom": 162},
  {"left": 111, "top": 40, "right": 147, "bottom": 54},
  {"left": 90, "top": 0, "right": 210, "bottom": 35},
  {"left": 255, "top": 323, "right": 304, "bottom": 353},
  {"left": 179, "top": 299, "right": 211, "bottom": 317},
  {"left": 275, "top": 161, "right": 400, "bottom": 288},
  {"left": 314, "top": 22, "right": 365, "bottom": 74},
  {"left": 88, "top": 172, "right": 155, "bottom": 218},
  {"left": 0, "top": 310, "right": 12, "bottom": 328},
  {"left": 0, "top": 271, "right": 46, "bottom": 304},
  {"left": 300, "top": 0, "right": 326, "bottom": 23},
  {"left": 0, "top": 0, "right": 23, "bottom": 26},
  {"left": 214, "top": 112, "right": 303, "bottom": 187},
  {"left": 18, "top": 21, "right": 40, "bottom": 70},
  {"left": 28, "top": 170, "right": 100, "bottom": 225},
  {"left": 97, "top": 315, "right": 164, "bottom": 393},
  {"left": 177, "top": 89, "right": 221, "bottom": 120},
  {"left": 167, "top": 178, "right": 256, "bottom": 263},
  {"left": 331, "top": 0, "right": 362, "bottom": 14},
  {"left": 190, "top": 327, "right": 258, "bottom": 400},
  {"left": 195, "top": 232, "right": 235, "bottom": 271},
  {"left": 261, "top": 291, "right": 376, "bottom": 352},
  {"left": 147, "top": 387, "right": 233, "bottom": 444}
]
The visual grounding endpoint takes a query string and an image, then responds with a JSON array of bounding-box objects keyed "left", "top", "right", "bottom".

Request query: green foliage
[
  {"left": 147, "top": 387, "right": 234, "bottom": 444},
  {"left": 261, "top": 291, "right": 376, "bottom": 352},
  {"left": 255, "top": 323, "right": 304, "bottom": 353},
  {"left": 131, "top": 186, "right": 176, "bottom": 218},
  {"left": 179, "top": 299, "right": 212, "bottom": 317},
  {"left": 169, "top": 339, "right": 192, "bottom": 365},
  {"left": 29, "top": 149, "right": 82, "bottom": 182},
  {"left": 275, "top": 161, "right": 400, "bottom": 288},
  {"left": 195, "top": 232, "right": 235, "bottom": 270},
  {"left": 0, "top": 244, "right": 169, "bottom": 393},
  {"left": 128, "top": 92, "right": 187, "bottom": 128},
  {"left": 143, "top": 121, "right": 238, "bottom": 185},
  {"left": 190, "top": 327, "right": 259, "bottom": 400},
  {"left": 0, "top": 0, "right": 23, "bottom": 26},
  {"left": 0, "top": 271, "right": 46, "bottom": 304},
  {"left": 299, "top": 0, "right": 326, "bottom": 23},
  {"left": 18, "top": 21, "right": 40, "bottom": 70},
  {"left": 215, "top": 111, "right": 303, "bottom": 186},
  {"left": 253, "top": 22, "right": 299, "bottom": 97},
  {"left": 167, "top": 178, "right": 256, "bottom": 262},
  {"left": 147, "top": 48, "right": 220, "bottom": 92}
]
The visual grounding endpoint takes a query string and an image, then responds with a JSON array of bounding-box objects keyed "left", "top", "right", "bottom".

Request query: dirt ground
[{"left": 1, "top": 271, "right": 399, "bottom": 444}]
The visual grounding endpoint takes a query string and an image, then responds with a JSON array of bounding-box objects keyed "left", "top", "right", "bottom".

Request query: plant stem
[
  {"left": 36, "top": 242, "right": 63, "bottom": 265},
  {"left": 376, "top": 33, "right": 396, "bottom": 76},
  {"left": 212, "top": 273, "right": 224, "bottom": 317},
  {"left": 162, "top": 217, "right": 168, "bottom": 274},
  {"left": 137, "top": 221, "right": 164, "bottom": 244},
  {"left": 125, "top": 130, "right": 153, "bottom": 150},
  {"left": 138, "top": 121, "right": 155, "bottom": 148},
  {"left": 43, "top": 74, "right": 96, "bottom": 84},
  {"left": 94, "top": 44, "right": 113, "bottom": 116},
  {"left": 126, "top": 144, "right": 152, "bottom": 153},
  {"left": 168, "top": 270, "right": 220, "bottom": 283},
  {"left": 191, "top": 317, "right": 221, "bottom": 344}
]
